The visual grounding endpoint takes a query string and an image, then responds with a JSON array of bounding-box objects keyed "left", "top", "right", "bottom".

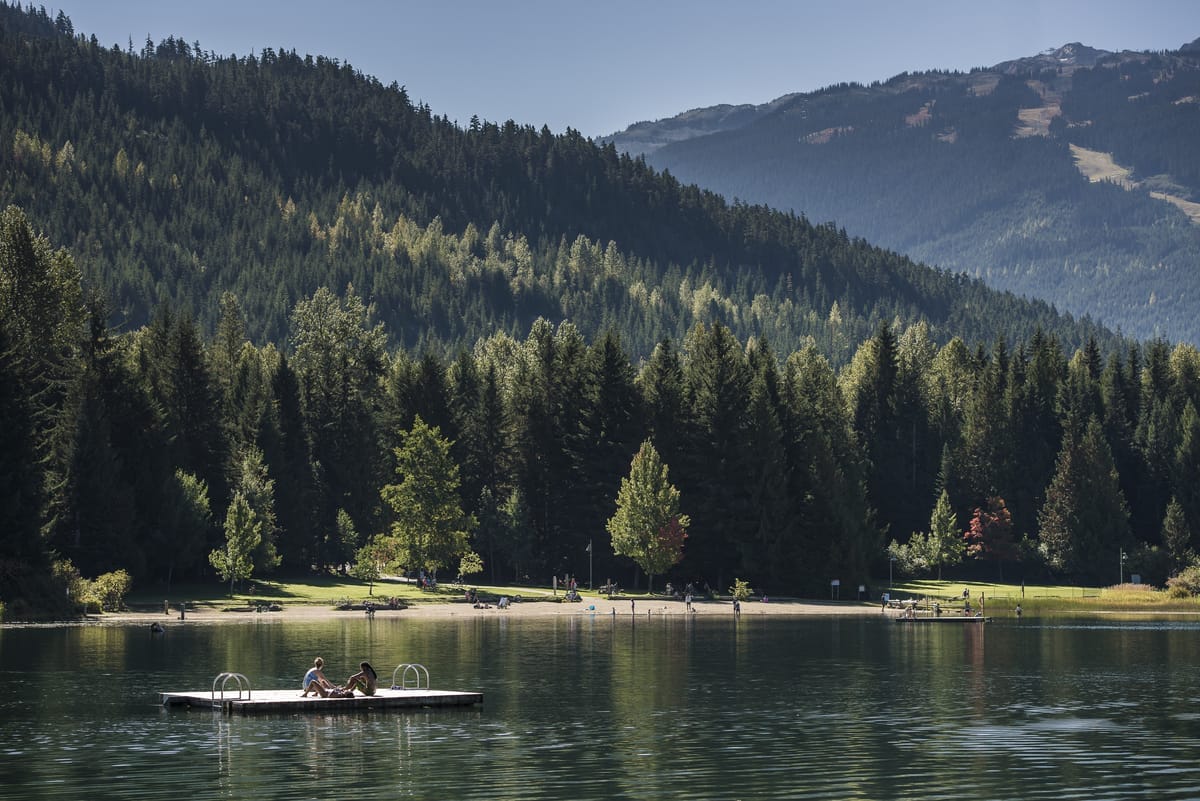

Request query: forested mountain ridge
[
  {"left": 12, "top": 5, "right": 1200, "bottom": 623},
  {"left": 0, "top": 3, "right": 1117, "bottom": 361},
  {"left": 605, "top": 38, "right": 1200, "bottom": 344}
]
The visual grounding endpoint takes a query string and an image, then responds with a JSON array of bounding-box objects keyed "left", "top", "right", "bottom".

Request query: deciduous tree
[
  {"left": 209, "top": 492, "right": 261, "bottom": 595},
  {"left": 607, "top": 439, "right": 689, "bottom": 592},
  {"left": 965, "top": 496, "right": 1017, "bottom": 577},
  {"left": 380, "top": 416, "right": 475, "bottom": 577}
]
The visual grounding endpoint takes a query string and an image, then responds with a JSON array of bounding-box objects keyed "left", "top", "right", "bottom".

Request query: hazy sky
[{"left": 61, "top": 0, "right": 1200, "bottom": 137}]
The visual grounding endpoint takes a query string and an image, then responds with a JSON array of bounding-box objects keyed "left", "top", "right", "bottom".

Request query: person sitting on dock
[
  {"left": 301, "top": 657, "right": 336, "bottom": 697},
  {"left": 343, "top": 661, "right": 378, "bottom": 696}
]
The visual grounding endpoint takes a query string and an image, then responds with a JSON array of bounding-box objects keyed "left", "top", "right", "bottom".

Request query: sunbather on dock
[
  {"left": 344, "top": 661, "right": 378, "bottom": 696},
  {"left": 301, "top": 657, "right": 336, "bottom": 697}
]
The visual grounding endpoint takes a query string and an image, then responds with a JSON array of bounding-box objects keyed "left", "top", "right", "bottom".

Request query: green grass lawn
[
  {"left": 127, "top": 575, "right": 651, "bottom": 612},
  {"left": 126, "top": 575, "right": 1200, "bottom": 616},
  {"left": 888, "top": 578, "right": 1200, "bottom": 614}
]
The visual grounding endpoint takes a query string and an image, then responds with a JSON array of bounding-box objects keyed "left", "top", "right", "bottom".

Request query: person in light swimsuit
[{"left": 301, "top": 656, "right": 335, "bottom": 697}]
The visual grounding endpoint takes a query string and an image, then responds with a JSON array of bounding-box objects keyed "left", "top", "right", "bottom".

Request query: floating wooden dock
[
  {"left": 160, "top": 666, "right": 481, "bottom": 715},
  {"left": 161, "top": 687, "right": 482, "bottom": 714}
]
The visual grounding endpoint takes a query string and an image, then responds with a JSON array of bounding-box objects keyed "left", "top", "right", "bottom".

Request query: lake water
[{"left": 3, "top": 611, "right": 1200, "bottom": 800}]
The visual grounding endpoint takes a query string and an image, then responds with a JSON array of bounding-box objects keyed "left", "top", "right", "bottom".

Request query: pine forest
[{"left": 2, "top": 5, "right": 1197, "bottom": 617}]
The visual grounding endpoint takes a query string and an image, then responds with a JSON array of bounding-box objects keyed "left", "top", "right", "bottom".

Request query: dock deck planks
[{"left": 160, "top": 687, "right": 483, "bottom": 714}]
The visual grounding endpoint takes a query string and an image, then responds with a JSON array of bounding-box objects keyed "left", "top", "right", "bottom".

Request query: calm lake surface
[{"left": 3, "top": 611, "right": 1200, "bottom": 800}]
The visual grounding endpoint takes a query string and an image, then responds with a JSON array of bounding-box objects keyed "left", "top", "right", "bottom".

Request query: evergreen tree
[
  {"left": 0, "top": 205, "right": 84, "bottom": 388},
  {"left": 1002, "top": 332, "right": 1065, "bottom": 538},
  {"left": 1162, "top": 496, "right": 1192, "bottom": 574},
  {"left": 336, "top": 509, "right": 359, "bottom": 564},
  {"left": 1103, "top": 346, "right": 1145, "bottom": 537},
  {"left": 135, "top": 308, "right": 228, "bottom": 528},
  {"left": 262, "top": 353, "right": 317, "bottom": 571},
  {"left": 222, "top": 342, "right": 275, "bottom": 465},
  {"left": 1173, "top": 402, "right": 1200, "bottom": 538},
  {"left": 892, "top": 322, "right": 940, "bottom": 538},
  {"left": 233, "top": 447, "right": 280, "bottom": 575},
  {"left": 782, "top": 344, "right": 876, "bottom": 591},
  {"left": 289, "top": 287, "right": 387, "bottom": 560},
  {"left": 0, "top": 325, "right": 45, "bottom": 568},
  {"left": 582, "top": 329, "right": 645, "bottom": 581},
  {"left": 152, "top": 470, "right": 212, "bottom": 591},
  {"left": 43, "top": 313, "right": 142, "bottom": 577},
  {"left": 742, "top": 338, "right": 793, "bottom": 588},
  {"left": 416, "top": 353, "right": 456, "bottom": 438},
  {"left": 958, "top": 339, "right": 1011, "bottom": 510},
  {"left": 844, "top": 322, "right": 906, "bottom": 538},
  {"left": 212, "top": 291, "right": 248, "bottom": 398},
  {"left": 508, "top": 319, "right": 592, "bottom": 578},
  {"left": 508, "top": 321, "right": 558, "bottom": 576},
  {"left": 448, "top": 349, "right": 485, "bottom": 518},
  {"left": 928, "top": 488, "right": 963, "bottom": 580},
  {"left": 1059, "top": 342, "right": 1104, "bottom": 430},
  {"left": 681, "top": 322, "right": 753, "bottom": 589},
  {"left": 1134, "top": 396, "right": 1177, "bottom": 544},
  {"left": 0, "top": 205, "right": 85, "bottom": 607},
  {"left": 469, "top": 363, "right": 513, "bottom": 580},
  {"left": 638, "top": 337, "right": 689, "bottom": 469},
  {"left": 1038, "top": 417, "right": 1130, "bottom": 581}
]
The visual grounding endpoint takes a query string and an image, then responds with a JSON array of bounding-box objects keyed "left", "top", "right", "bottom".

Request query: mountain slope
[
  {"left": 605, "top": 40, "right": 1200, "bottom": 343},
  {"left": 0, "top": 4, "right": 1117, "bottom": 358}
]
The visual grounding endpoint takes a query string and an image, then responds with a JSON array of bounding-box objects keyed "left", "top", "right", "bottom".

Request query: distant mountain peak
[
  {"left": 602, "top": 32, "right": 1200, "bottom": 343},
  {"left": 1048, "top": 42, "right": 1107, "bottom": 64},
  {"left": 993, "top": 41, "right": 1113, "bottom": 74}
]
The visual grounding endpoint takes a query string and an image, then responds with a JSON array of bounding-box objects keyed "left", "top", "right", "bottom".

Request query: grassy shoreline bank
[
  {"left": 888, "top": 579, "right": 1200, "bottom": 615},
  {"left": 9, "top": 576, "right": 1200, "bottom": 624},
  {"left": 131, "top": 576, "right": 1200, "bottom": 616}
]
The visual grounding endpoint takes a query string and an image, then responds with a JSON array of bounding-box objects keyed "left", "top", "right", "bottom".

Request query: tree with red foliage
[{"left": 964, "top": 496, "right": 1018, "bottom": 577}]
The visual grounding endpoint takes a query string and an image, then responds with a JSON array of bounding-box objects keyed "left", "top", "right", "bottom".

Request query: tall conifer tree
[{"left": 1039, "top": 417, "right": 1130, "bottom": 580}]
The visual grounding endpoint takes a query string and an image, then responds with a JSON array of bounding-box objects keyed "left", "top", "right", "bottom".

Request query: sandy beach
[{"left": 90, "top": 595, "right": 887, "bottom": 626}]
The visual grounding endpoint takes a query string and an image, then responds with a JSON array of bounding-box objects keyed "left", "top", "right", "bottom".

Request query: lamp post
[{"left": 1119, "top": 549, "right": 1127, "bottom": 585}]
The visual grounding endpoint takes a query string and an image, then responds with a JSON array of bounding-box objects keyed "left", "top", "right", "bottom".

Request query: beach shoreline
[{"left": 49, "top": 596, "right": 889, "bottom": 627}]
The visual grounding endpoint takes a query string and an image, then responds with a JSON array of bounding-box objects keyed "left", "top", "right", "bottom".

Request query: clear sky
[{"left": 60, "top": 0, "right": 1200, "bottom": 138}]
